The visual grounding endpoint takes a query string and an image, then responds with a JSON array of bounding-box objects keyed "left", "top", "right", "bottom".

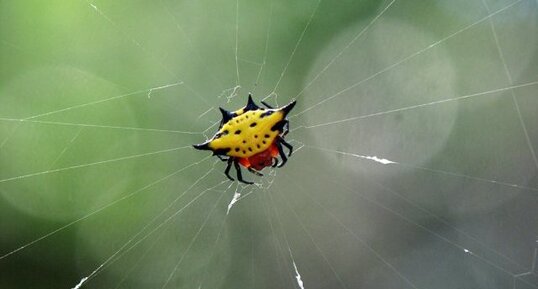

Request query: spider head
[{"left": 251, "top": 158, "right": 273, "bottom": 171}]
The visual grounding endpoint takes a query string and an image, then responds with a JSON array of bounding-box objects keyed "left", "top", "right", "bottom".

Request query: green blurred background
[{"left": 1, "top": 0, "right": 537, "bottom": 288}]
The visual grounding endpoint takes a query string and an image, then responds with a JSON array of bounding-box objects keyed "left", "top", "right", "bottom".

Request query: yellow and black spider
[{"left": 193, "top": 94, "right": 296, "bottom": 184}]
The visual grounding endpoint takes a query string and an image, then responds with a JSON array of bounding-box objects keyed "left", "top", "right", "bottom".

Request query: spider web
[{"left": 1, "top": 0, "right": 538, "bottom": 288}]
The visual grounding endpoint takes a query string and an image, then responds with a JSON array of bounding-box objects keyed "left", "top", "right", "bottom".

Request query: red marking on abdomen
[{"left": 239, "top": 142, "right": 277, "bottom": 171}]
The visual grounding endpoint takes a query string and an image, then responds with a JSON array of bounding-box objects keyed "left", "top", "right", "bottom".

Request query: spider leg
[
  {"left": 261, "top": 101, "right": 274, "bottom": 109},
  {"left": 279, "top": 137, "right": 293, "bottom": 156},
  {"left": 275, "top": 141, "right": 288, "bottom": 168},
  {"left": 234, "top": 160, "right": 253, "bottom": 184},
  {"left": 248, "top": 167, "right": 263, "bottom": 176},
  {"left": 216, "top": 155, "right": 229, "bottom": 161},
  {"left": 272, "top": 158, "right": 279, "bottom": 167},
  {"left": 272, "top": 120, "right": 290, "bottom": 137},
  {"left": 224, "top": 159, "right": 234, "bottom": 181},
  {"left": 282, "top": 120, "right": 290, "bottom": 137}
]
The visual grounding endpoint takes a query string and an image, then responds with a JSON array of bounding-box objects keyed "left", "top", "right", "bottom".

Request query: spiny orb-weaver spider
[{"left": 193, "top": 94, "right": 296, "bottom": 184}]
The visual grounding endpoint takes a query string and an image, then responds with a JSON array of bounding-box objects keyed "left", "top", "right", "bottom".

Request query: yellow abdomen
[{"left": 208, "top": 109, "right": 284, "bottom": 158}]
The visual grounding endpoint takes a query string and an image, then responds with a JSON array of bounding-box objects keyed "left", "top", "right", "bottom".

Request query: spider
[{"left": 193, "top": 94, "right": 296, "bottom": 184}]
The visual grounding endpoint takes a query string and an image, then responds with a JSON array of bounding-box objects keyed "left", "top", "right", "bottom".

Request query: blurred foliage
[{"left": 1, "top": 0, "right": 537, "bottom": 288}]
